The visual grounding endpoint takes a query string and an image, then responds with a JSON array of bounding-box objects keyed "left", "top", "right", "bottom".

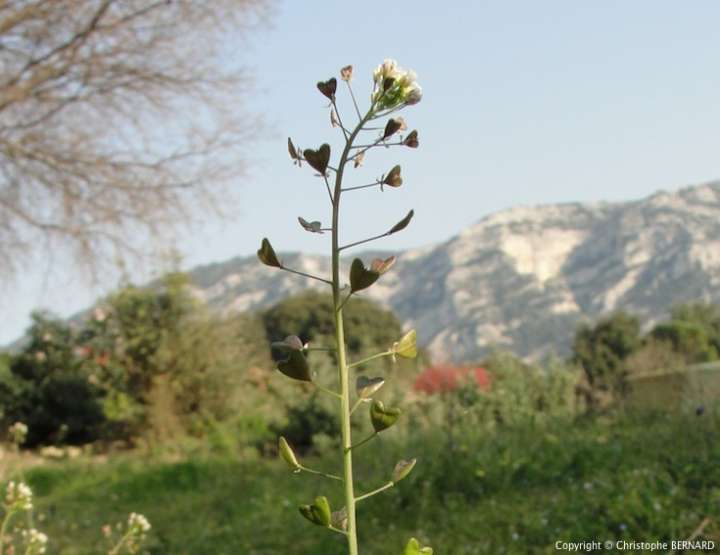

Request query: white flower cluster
[
  {"left": 371, "top": 59, "right": 422, "bottom": 110},
  {"left": 8, "top": 421, "right": 28, "bottom": 445},
  {"left": 128, "top": 512, "right": 151, "bottom": 534},
  {"left": 22, "top": 528, "right": 48, "bottom": 555},
  {"left": 5, "top": 481, "right": 33, "bottom": 511},
  {"left": 125, "top": 512, "right": 151, "bottom": 552}
]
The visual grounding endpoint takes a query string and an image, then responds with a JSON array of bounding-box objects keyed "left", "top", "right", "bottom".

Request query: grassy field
[{"left": 14, "top": 409, "right": 720, "bottom": 554}]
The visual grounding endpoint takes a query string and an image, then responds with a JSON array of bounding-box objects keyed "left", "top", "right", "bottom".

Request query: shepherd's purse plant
[{"left": 257, "top": 60, "right": 433, "bottom": 555}]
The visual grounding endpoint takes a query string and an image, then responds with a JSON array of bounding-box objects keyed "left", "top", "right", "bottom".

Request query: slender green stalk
[
  {"left": 297, "top": 465, "right": 344, "bottom": 482},
  {"left": 339, "top": 231, "right": 391, "bottom": 252},
  {"left": 348, "top": 432, "right": 377, "bottom": 451},
  {"left": 280, "top": 265, "right": 333, "bottom": 285},
  {"left": 349, "top": 398, "right": 365, "bottom": 415},
  {"left": 355, "top": 481, "right": 394, "bottom": 503},
  {"left": 0, "top": 510, "right": 14, "bottom": 555},
  {"left": 332, "top": 105, "right": 375, "bottom": 555},
  {"left": 314, "top": 383, "right": 342, "bottom": 399},
  {"left": 108, "top": 530, "right": 132, "bottom": 555},
  {"left": 348, "top": 351, "right": 392, "bottom": 368}
]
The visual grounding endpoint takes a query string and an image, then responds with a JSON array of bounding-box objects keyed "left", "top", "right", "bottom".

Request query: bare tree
[{"left": 0, "top": 0, "right": 269, "bottom": 279}]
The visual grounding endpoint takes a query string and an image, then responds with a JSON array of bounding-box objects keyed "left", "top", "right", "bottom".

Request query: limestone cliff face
[{"left": 188, "top": 182, "right": 720, "bottom": 362}]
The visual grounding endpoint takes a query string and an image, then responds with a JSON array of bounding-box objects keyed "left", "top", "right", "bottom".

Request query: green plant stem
[
  {"left": 339, "top": 231, "right": 390, "bottom": 252},
  {"left": 323, "top": 175, "right": 334, "bottom": 204},
  {"left": 349, "top": 398, "right": 365, "bottom": 416},
  {"left": 108, "top": 530, "right": 132, "bottom": 555},
  {"left": 279, "top": 265, "right": 333, "bottom": 285},
  {"left": 331, "top": 99, "right": 350, "bottom": 141},
  {"left": 346, "top": 82, "right": 362, "bottom": 121},
  {"left": 329, "top": 525, "right": 349, "bottom": 536},
  {"left": 347, "top": 432, "right": 377, "bottom": 451},
  {"left": 0, "top": 510, "right": 15, "bottom": 555},
  {"left": 341, "top": 181, "right": 381, "bottom": 192},
  {"left": 314, "top": 383, "right": 342, "bottom": 399},
  {"left": 348, "top": 351, "right": 392, "bottom": 368},
  {"left": 332, "top": 104, "right": 375, "bottom": 555},
  {"left": 298, "top": 465, "right": 344, "bottom": 482},
  {"left": 355, "top": 481, "right": 394, "bottom": 502},
  {"left": 336, "top": 291, "right": 352, "bottom": 313}
]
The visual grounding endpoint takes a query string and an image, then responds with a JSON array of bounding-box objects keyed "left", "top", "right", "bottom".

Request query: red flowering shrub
[{"left": 413, "top": 365, "right": 491, "bottom": 395}]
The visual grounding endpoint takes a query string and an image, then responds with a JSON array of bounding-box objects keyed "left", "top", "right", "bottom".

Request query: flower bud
[
  {"left": 405, "top": 84, "right": 423, "bottom": 105},
  {"left": 340, "top": 65, "right": 353, "bottom": 81}
]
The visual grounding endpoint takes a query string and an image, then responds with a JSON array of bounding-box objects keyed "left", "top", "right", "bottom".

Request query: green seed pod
[
  {"left": 311, "top": 496, "right": 332, "bottom": 527},
  {"left": 370, "top": 400, "right": 401, "bottom": 433},
  {"left": 392, "top": 458, "right": 417, "bottom": 483},
  {"left": 303, "top": 144, "right": 331, "bottom": 174},
  {"left": 298, "top": 217, "right": 323, "bottom": 234},
  {"left": 277, "top": 350, "right": 312, "bottom": 382},
  {"left": 370, "top": 256, "right": 396, "bottom": 275},
  {"left": 403, "top": 130, "right": 419, "bottom": 148},
  {"left": 278, "top": 437, "right": 300, "bottom": 471},
  {"left": 257, "top": 238, "right": 282, "bottom": 268},
  {"left": 271, "top": 335, "right": 304, "bottom": 352},
  {"left": 388, "top": 209, "right": 415, "bottom": 235},
  {"left": 316, "top": 78, "right": 337, "bottom": 100},
  {"left": 393, "top": 329, "right": 417, "bottom": 359},
  {"left": 356, "top": 376, "right": 385, "bottom": 399},
  {"left": 349, "top": 258, "right": 380, "bottom": 293},
  {"left": 404, "top": 537, "right": 434, "bottom": 555},
  {"left": 383, "top": 165, "right": 403, "bottom": 188},
  {"left": 299, "top": 504, "right": 317, "bottom": 525}
]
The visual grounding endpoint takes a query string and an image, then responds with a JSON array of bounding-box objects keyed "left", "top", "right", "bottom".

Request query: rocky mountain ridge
[{"left": 188, "top": 182, "right": 720, "bottom": 362}]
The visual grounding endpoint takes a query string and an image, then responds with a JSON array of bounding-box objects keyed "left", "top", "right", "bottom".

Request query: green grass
[{"left": 18, "top": 409, "right": 720, "bottom": 554}]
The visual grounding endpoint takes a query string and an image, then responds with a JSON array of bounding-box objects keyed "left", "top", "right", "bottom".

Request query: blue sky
[{"left": 3, "top": 1, "right": 720, "bottom": 344}]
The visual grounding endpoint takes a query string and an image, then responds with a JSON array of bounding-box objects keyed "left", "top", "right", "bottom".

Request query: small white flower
[
  {"left": 8, "top": 422, "right": 28, "bottom": 445},
  {"left": 371, "top": 59, "right": 423, "bottom": 109},
  {"left": 5, "top": 480, "right": 33, "bottom": 511},
  {"left": 22, "top": 529, "right": 48, "bottom": 554},
  {"left": 373, "top": 58, "right": 401, "bottom": 85},
  {"left": 405, "top": 83, "right": 423, "bottom": 105},
  {"left": 128, "top": 512, "right": 151, "bottom": 534}
]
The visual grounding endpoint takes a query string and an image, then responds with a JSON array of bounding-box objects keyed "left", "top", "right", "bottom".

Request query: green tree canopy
[
  {"left": 261, "top": 290, "right": 403, "bottom": 358},
  {"left": 572, "top": 312, "right": 641, "bottom": 407}
]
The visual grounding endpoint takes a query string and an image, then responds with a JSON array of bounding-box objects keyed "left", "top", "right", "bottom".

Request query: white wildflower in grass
[
  {"left": 21, "top": 529, "right": 48, "bottom": 555},
  {"left": 8, "top": 422, "right": 28, "bottom": 445},
  {"left": 5, "top": 481, "right": 33, "bottom": 511},
  {"left": 126, "top": 512, "right": 151, "bottom": 552},
  {"left": 128, "top": 512, "right": 151, "bottom": 534},
  {"left": 108, "top": 513, "right": 152, "bottom": 555}
]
